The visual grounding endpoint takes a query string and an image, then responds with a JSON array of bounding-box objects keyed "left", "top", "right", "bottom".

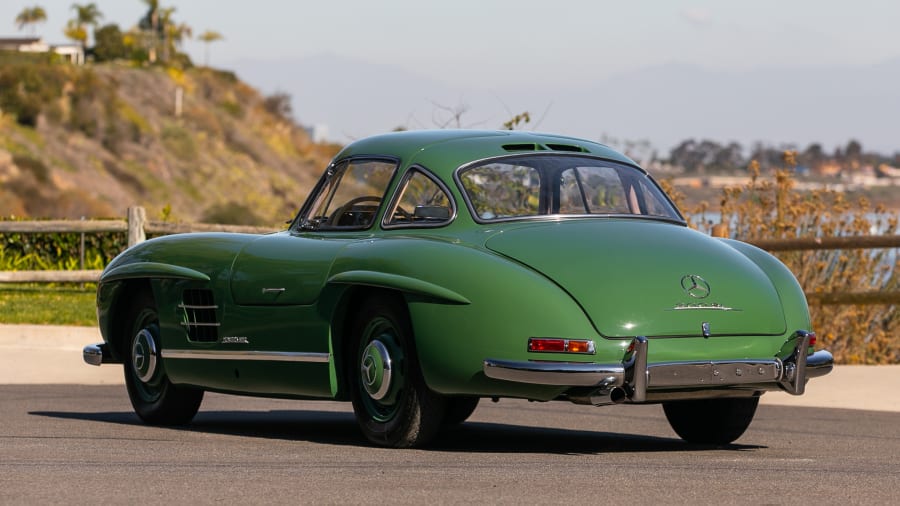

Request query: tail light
[{"left": 528, "top": 338, "right": 595, "bottom": 354}]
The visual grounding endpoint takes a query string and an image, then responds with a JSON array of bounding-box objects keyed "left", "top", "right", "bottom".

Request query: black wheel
[
  {"left": 348, "top": 295, "right": 446, "bottom": 448},
  {"left": 663, "top": 397, "right": 759, "bottom": 445},
  {"left": 123, "top": 291, "right": 203, "bottom": 425},
  {"left": 443, "top": 397, "right": 479, "bottom": 427}
]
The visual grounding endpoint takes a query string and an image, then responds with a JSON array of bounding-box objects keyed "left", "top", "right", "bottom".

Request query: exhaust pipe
[
  {"left": 568, "top": 385, "right": 629, "bottom": 406},
  {"left": 609, "top": 386, "right": 628, "bottom": 404}
]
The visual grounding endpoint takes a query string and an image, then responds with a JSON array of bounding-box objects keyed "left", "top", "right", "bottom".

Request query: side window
[
  {"left": 386, "top": 169, "right": 453, "bottom": 226},
  {"left": 459, "top": 163, "right": 541, "bottom": 220},
  {"left": 302, "top": 159, "right": 397, "bottom": 230}
]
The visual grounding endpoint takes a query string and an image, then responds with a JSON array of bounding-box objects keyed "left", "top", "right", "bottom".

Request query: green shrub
[{"left": 161, "top": 124, "right": 198, "bottom": 160}]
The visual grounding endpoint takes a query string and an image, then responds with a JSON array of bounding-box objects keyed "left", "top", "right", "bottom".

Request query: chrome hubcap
[
  {"left": 360, "top": 340, "right": 392, "bottom": 401},
  {"left": 131, "top": 329, "right": 158, "bottom": 383}
]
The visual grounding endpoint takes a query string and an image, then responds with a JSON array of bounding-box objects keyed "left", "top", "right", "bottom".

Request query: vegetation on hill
[{"left": 0, "top": 53, "right": 337, "bottom": 225}]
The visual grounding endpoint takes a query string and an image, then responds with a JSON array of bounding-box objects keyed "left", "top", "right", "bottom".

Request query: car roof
[{"left": 332, "top": 130, "right": 639, "bottom": 178}]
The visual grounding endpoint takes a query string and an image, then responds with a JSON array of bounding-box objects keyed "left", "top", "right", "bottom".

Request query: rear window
[{"left": 457, "top": 155, "right": 682, "bottom": 222}]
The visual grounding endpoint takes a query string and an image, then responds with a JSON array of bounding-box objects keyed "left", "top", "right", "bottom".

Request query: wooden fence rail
[{"left": 1, "top": 207, "right": 897, "bottom": 305}]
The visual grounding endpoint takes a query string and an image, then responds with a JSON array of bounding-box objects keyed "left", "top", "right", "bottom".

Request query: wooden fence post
[{"left": 127, "top": 206, "right": 146, "bottom": 247}]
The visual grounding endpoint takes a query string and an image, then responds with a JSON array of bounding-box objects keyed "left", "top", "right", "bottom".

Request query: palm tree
[
  {"left": 197, "top": 30, "right": 223, "bottom": 67},
  {"left": 158, "top": 7, "right": 191, "bottom": 63},
  {"left": 15, "top": 6, "right": 47, "bottom": 35},
  {"left": 139, "top": 0, "right": 161, "bottom": 62},
  {"left": 65, "top": 3, "right": 103, "bottom": 48}
]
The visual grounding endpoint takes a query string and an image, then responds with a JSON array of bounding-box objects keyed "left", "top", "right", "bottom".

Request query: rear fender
[{"left": 326, "top": 237, "right": 600, "bottom": 398}]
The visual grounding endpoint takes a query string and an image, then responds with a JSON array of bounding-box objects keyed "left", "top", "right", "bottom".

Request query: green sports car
[{"left": 84, "top": 130, "right": 833, "bottom": 447}]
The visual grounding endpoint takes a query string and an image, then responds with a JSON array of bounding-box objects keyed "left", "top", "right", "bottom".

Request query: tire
[
  {"left": 348, "top": 295, "right": 446, "bottom": 448},
  {"left": 123, "top": 290, "right": 203, "bottom": 425},
  {"left": 663, "top": 396, "right": 759, "bottom": 445},
  {"left": 443, "top": 397, "right": 479, "bottom": 427}
]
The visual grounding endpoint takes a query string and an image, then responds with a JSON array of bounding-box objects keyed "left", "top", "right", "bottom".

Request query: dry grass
[{"left": 674, "top": 152, "right": 899, "bottom": 364}]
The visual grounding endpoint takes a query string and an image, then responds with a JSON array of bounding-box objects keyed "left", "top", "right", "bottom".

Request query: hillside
[{"left": 0, "top": 57, "right": 338, "bottom": 225}]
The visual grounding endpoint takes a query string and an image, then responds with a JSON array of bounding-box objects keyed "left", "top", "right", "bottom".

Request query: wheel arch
[
  {"left": 323, "top": 284, "right": 414, "bottom": 401},
  {"left": 99, "top": 278, "right": 154, "bottom": 362}
]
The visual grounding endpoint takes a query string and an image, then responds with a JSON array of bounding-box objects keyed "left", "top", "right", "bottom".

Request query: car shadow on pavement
[{"left": 29, "top": 409, "right": 763, "bottom": 454}]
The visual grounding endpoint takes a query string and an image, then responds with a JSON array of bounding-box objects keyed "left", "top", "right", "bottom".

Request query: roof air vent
[
  {"left": 545, "top": 143, "right": 587, "bottom": 152},
  {"left": 502, "top": 143, "right": 543, "bottom": 152}
]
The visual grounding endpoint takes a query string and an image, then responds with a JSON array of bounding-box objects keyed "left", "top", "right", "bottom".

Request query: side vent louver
[{"left": 179, "top": 289, "right": 220, "bottom": 342}]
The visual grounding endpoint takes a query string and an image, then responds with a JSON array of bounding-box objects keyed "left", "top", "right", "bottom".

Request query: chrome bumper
[
  {"left": 483, "top": 331, "right": 834, "bottom": 404},
  {"left": 83, "top": 343, "right": 121, "bottom": 366}
]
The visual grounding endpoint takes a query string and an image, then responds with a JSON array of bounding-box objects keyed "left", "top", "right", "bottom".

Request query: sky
[{"left": 3, "top": 1, "right": 900, "bottom": 153}]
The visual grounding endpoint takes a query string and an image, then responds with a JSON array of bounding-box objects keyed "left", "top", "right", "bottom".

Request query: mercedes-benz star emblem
[
  {"left": 681, "top": 274, "right": 711, "bottom": 299},
  {"left": 362, "top": 356, "right": 377, "bottom": 386}
]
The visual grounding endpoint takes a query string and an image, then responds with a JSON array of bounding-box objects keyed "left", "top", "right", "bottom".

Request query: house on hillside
[{"left": 0, "top": 36, "right": 84, "bottom": 65}]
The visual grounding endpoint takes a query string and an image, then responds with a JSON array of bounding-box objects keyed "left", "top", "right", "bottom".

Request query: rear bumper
[{"left": 483, "top": 331, "right": 833, "bottom": 404}]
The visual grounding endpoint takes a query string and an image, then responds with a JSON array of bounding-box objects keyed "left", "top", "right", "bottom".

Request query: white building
[{"left": 0, "top": 36, "right": 84, "bottom": 65}]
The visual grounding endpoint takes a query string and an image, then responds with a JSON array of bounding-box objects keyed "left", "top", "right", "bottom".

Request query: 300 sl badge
[{"left": 221, "top": 336, "right": 249, "bottom": 344}]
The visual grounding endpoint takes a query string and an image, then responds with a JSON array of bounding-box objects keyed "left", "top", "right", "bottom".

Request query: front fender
[{"left": 101, "top": 261, "right": 210, "bottom": 283}]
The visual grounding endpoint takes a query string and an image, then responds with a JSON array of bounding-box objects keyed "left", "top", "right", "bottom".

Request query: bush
[
  {"left": 0, "top": 218, "right": 127, "bottom": 271},
  {"left": 683, "top": 154, "right": 899, "bottom": 364}
]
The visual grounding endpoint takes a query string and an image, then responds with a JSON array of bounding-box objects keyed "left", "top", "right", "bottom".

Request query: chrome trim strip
[
  {"left": 669, "top": 304, "right": 739, "bottom": 311},
  {"left": 161, "top": 349, "right": 330, "bottom": 363},
  {"left": 178, "top": 322, "right": 221, "bottom": 327},
  {"left": 178, "top": 304, "right": 218, "bottom": 310},
  {"left": 483, "top": 359, "right": 625, "bottom": 387},
  {"left": 648, "top": 360, "right": 782, "bottom": 387}
]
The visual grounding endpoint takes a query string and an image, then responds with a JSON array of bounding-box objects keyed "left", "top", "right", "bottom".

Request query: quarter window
[{"left": 386, "top": 169, "right": 453, "bottom": 226}]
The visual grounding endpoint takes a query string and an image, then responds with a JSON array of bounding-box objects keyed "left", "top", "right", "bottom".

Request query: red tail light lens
[
  {"left": 528, "top": 338, "right": 595, "bottom": 354},
  {"left": 528, "top": 338, "right": 566, "bottom": 352}
]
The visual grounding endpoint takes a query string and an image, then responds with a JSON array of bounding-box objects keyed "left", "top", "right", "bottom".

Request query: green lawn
[{"left": 0, "top": 284, "right": 96, "bottom": 326}]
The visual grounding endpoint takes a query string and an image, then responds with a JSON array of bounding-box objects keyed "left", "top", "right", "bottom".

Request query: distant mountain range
[{"left": 229, "top": 54, "right": 900, "bottom": 155}]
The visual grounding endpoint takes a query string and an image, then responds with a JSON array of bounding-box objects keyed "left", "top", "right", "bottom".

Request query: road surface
[{"left": 2, "top": 384, "right": 898, "bottom": 504}]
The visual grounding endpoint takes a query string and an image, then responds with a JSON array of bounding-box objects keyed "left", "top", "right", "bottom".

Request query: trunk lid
[{"left": 484, "top": 219, "right": 787, "bottom": 338}]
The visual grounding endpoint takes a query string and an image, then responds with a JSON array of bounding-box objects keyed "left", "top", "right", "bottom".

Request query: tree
[
  {"left": 93, "top": 24, "right": 127, "bottom": 61},
  {"left": 197, "top": 30, "right": 223, "bottom": 67},
  {"left": 15, "top": 6, "right": 47, "bottom": 34},
  {"left": 65, "top": 3, "right": 103, "bottom": 48},
  {"left": 138, "top": 0, "right": 161, "bottom": 62},
  {"left": 799, "top": 142, "right": 825, "bottom": 170},
  {"left": 159, "top": 7, "right": 191, "bottom": 63},
  {"left": 263, "top": 91, "right": 294, "bottom": 123},
  {"left": 136, "top": 2, "right": 191, "bottom": 65}
]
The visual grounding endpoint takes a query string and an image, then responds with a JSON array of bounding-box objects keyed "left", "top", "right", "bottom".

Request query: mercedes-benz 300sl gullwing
[{"left": 84, "top": 130, "right": 833, "bottom": 447}]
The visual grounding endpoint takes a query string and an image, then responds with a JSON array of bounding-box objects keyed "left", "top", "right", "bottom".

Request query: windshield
[
  {"left": 300, "top": 158, "right": 398, "bottom": 230},
  {"left": 457, "top": 155, "right": 682, "bottom": 222}
]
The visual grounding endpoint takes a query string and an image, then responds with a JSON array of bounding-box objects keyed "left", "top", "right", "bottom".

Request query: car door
[{"left": 212, "top": 157, "right": 399, "bottom": 396}]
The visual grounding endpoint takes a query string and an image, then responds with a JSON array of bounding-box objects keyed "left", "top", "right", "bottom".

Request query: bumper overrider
[
  {"left": 83, "top": 343, "right": 120, "bottom": 366},
  {"left": 483, "top": 331, "right": 833, "bottom": 405}
]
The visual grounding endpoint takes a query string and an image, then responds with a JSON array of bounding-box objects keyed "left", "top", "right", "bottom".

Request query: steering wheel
[
  {"left": 391, "top": 205, "right": 413, "bottom": 222},
  {"left": 328, "top": 196, "right": 382, "bottom": 226}
]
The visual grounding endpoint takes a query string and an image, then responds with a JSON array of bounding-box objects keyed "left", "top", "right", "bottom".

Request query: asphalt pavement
[
  {"left": 2, "top": 384, "right": 899, "bottom": 504},
  {"left": 1, "top": 323, "right": 898, "bottom": 412}
]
